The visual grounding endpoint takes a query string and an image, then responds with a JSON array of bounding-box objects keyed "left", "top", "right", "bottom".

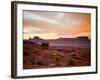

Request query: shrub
[
  {"left": 30, "top": 58, "right": 44, "bottom": 65},
  {"left": 68, "top": 59, "right": 74, "bottom": 66},
  {"left": 41, "top": 42, "right": 49, "bottom": 49}
]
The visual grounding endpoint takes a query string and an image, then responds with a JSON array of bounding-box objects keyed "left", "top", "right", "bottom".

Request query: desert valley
[{"left": 23, "top": 36, "right": 91, "bottom": 69}]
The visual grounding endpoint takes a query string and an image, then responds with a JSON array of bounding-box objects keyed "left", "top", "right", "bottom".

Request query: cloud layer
[{"left": 23, "top": 10, "right": 91, "bottom": 39}]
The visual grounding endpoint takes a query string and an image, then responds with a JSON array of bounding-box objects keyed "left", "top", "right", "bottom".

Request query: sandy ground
[{"left": 23, "top": 42, "right": 90, "bottom": 69}]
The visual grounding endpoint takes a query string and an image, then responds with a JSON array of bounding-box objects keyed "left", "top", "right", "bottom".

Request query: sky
[{"left": 23, "top": 10, "right": 91, "bottom": 39}]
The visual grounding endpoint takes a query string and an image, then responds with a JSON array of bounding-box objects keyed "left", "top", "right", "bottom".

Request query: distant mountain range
[{"left": 24, "top": 36, "right": 90, "bottom": 47}]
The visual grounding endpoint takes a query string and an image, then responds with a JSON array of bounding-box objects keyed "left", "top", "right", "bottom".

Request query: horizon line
[{"left": 23, "top": 36, "right": 90, "bottom": 40}]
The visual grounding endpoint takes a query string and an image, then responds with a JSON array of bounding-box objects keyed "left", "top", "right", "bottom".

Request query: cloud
[
  {"left": 24, "top": 27, "right": 48, "bottom": 34},
  {"left": 24, "top": 11, "right": 60, "bottom": 25},
  {"left": 23, "top": 10, "right": 91, "bottom": 39}
]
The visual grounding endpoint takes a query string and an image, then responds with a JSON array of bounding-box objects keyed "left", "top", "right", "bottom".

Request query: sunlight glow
[{"left": 23, "top": 11, "right": 91, "bottom": 39}]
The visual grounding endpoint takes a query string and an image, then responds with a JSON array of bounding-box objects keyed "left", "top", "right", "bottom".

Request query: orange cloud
[{"left": 23, "top": 11, "right": 91, "bottom": 39}]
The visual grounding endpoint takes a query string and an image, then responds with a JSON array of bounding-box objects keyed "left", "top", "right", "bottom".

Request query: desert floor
[{"left": 23, "top": 42, "right": 90, "bottom": 69}]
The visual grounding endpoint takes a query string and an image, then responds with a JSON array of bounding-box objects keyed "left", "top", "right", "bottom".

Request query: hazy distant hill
[
  {"left": 48, "top": 37, "right": 90, "bottom": 47},
  {"left": 24, "top": 36, "right": 90, "bottom": 47}
]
